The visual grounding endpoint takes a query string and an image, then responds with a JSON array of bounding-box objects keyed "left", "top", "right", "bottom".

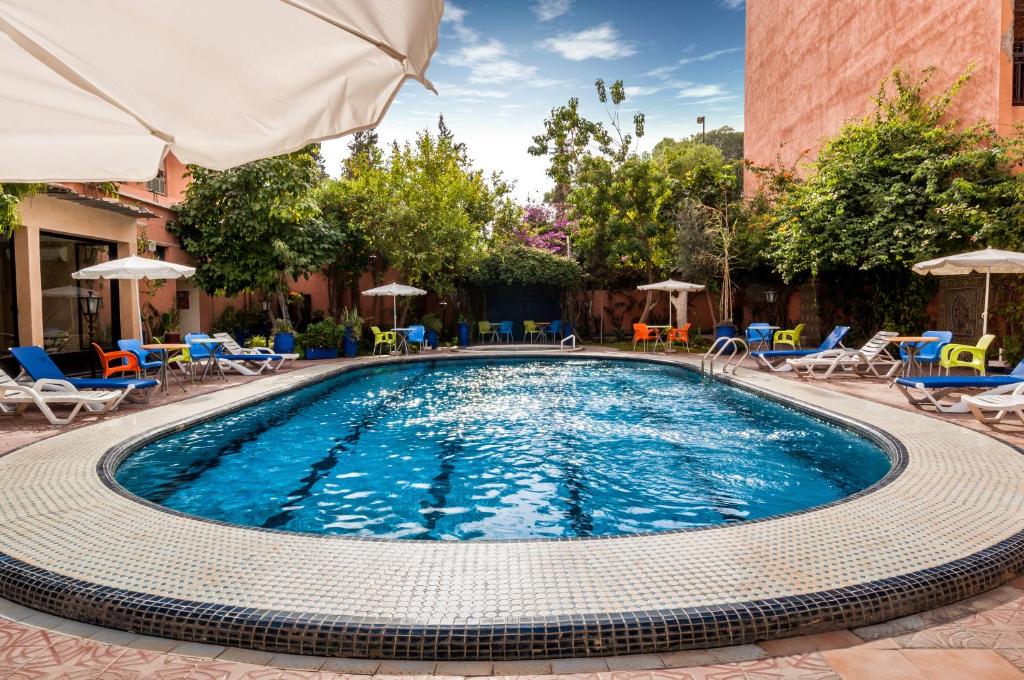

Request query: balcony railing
[
  {"left": 145, "top": 170, "right": 166, "bottom": 196},
  {"left": 1014, "top": 41, "right": 1024, "bottom": 106}
]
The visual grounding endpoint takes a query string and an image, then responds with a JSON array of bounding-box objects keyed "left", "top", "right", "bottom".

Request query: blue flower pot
[
  {"left": 305, "top": 347, "right": 338, "bottom": 360},
  {"left": 343, "top": 329, "right": 358, "bottom": 358},
  {"left": 426, "top": 329, "right": 438, "bottom": 349},
  {"left": 273, "top": 332, "right": 296, "bottom": 354},
  {"left": 457, "top": 322, "right": 469, "bottom": 347}
]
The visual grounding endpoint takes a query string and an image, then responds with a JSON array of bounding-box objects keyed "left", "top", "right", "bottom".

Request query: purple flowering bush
[{"left": 516, "top": 203, "right": 575, "bottom": 255}]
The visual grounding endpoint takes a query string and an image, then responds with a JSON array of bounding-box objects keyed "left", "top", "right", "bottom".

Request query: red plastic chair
[
  {"left": 632, "top": 323, "right": 657, "bottom": 351},
  {"left": 92, "top": 343, "right": 142, "bottom": 378},
  {"left": 668, "top": 323, "right": 692, "bottom": 351}
]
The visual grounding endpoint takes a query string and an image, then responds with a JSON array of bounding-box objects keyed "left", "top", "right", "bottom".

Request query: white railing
[
  {"left": 560, "top": 334, "right": 577, "bottom": 350},
  {"left": 700, "top": 336, "right": 748, "bottom": 376}
]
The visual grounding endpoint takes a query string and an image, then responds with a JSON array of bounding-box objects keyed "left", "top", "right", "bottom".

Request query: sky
[{"left": 321, "top": 0, "right": 746, "bottom": 202}]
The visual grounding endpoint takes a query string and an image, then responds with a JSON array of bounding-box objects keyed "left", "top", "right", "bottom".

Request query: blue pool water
[{"left": 116, "top": 358, "right": 891, "bottom": 540}]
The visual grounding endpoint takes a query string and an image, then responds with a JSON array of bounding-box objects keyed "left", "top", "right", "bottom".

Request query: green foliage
[
  {"left": 420, "top": 312, "right": 443, "bottom": 334},
  {"left": 683, "top": 125, "right": 744, "bottom": 162},
  {"left": 172, "top": 146, "right": 342, "bottom": 296},
  {"left": 467, "top": 243, "right": 582, "bottom": 288},
  {"left": 212, "top": 305, "right": 266, "bottom": 336},
  {"left": 765, "top": 67, "right": 1024, "bottom": 282},
  {"left": 338, "top": 306, "right": 364, "bottom": 338},
  {"left": 299, "top": 317, "right": 344, "bottom": 350},
  {"left": 245, "top": 334, "right": 269, "bottom": 349},
  {"left": 0, "top": 183, "right": 41, "bottom": 238}
]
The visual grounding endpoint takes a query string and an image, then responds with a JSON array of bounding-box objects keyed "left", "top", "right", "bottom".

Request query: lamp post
[
  {"left": 78, "top": 290, "right": 101, "bottom": 377},
  {"left": 696, "top": 115, "right": 706, "bottom": 144},
  {"left": 439, "top": 300, "right": 448, "bottom": 343},
  {"left": 764, "top": 289, "right": 777, "bottom": 328}
]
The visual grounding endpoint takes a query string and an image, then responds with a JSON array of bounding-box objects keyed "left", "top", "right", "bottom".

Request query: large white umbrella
[
  {"left": 72, "top": 255, "right": 195, "bottom": 338},
  {"left": 362, "top": 282, "right": 426, "bottom": 329},
  {"left": 0, "top": 0, "right": 442, "bottom": 181},
  {"left": 913, "top": 247, "right": 1024, "bottom": 335},
  {"left": 637, "top": 279, "right": 706, "bottom": 329}
]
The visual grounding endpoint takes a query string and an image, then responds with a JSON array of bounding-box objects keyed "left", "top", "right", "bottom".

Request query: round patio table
[
  {"left": 647, "top": 325, "right": 670, "bottom": 352},
  {"left": 392, "top": 328, "right": 412, "bottom": 354},
  {"left": 890, "top": 335, "right": 935, "bottom": 378},
  {"left": 141, "top": 343, "right": 189, "bottom": 393},
  {"left": 533, "top": 321, "right": 551, "bottom": 343},
  {"left": 187, "top": 338, "right": 227, "bottom": 382}
]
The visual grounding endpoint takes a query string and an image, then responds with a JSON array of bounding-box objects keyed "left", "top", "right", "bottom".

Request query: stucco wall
[{"left": 745, "top": 0, "right": 1011, "bottom": 185}]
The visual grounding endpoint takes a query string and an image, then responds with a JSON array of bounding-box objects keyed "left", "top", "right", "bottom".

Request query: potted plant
[
  {"left": 457, "top": 314, "right": 470, "bottom": 347},
  {"left": 245, "top": 334, "right": 270, "bottom": 349},
  {"left": 339, "top": 307, "right": 364, "bottom": 358},
  {"left": 272, "top": 318, "right": 296, "bottom": 354},
  {"left": 161, "top": 306, "right": 182, "bottom": 343},
  {"left": 421, "top": 313, "right": 442, "bottom": 349},
  {"left": 299, "top": 318, "right": 342, "bottom": 359}
]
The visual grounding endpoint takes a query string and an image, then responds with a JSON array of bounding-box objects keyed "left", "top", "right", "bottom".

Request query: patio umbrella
[
  {"left": 72, "top": 255, "right": 195, "bottom": 338},
  {"left": 912, "top": 247, "right": 1024, "bottom": 335},
  {"left": 637, "top": 279, "right": 706, "bottom": 328},
  {"left": 0, "top": 0, "right": 443, "bottom": 181},
  {"left": 361, "top": 282, "right": 426, "bottom": 329}
]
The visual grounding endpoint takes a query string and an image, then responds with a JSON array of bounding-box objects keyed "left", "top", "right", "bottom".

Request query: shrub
[{"left": 298, "top": 318, "right": 344, "bottom": 350}]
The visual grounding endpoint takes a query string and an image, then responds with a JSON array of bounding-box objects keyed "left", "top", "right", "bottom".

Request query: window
[
  {"left": 1015, "top": 0, "right": 1024, "bottom": 105},
  {"left": 146, "top": 167, "right": 167, "bottom": 195}
]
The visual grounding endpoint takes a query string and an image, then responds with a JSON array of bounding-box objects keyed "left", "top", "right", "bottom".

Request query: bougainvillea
[{"left": 516, "top": 202, "right": 575, "bottom": 254}]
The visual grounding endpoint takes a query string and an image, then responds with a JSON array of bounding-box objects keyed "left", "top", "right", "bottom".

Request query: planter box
[{"left": 305, "top": 347, "right": 338, "bottom": 360}]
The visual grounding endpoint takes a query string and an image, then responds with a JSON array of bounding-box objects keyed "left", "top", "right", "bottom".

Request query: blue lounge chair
[
  {"left": 10, "top": 346, "right": 158, "bottom": 406},
  {"left": 895, "top": 358, "right": 1024, "bottom": 413},
  {"left": 897, "top": 330, "right": 952, "bottom": 374},
  {"left": 117, "top": 339, "right": 163, "bottom": 375},
  {"left": 186, "top": 333, "right": 277, "bottom": 376},
  {"left": 751, "top": 326, "right": 850, "bottom": 372}
]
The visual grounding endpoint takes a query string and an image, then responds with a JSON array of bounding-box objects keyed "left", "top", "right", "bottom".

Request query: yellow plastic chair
[
  {"left": 478, "top": 321, "right": 497, "bottom": 343},
  {"left": 940, "top": 334, "right": 995, "bottom": 376},
  {"left": 523, "top": 320, "right": 542, "bottom": 343},
  {"left": 773, "top": 323, "right": 805, "bottom": 350},
  {"left": 371, "top": 326, "right": 396, "bottom": 356}
]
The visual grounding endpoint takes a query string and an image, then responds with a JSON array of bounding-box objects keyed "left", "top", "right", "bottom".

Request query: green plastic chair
[
  {"left": 523, "top": 320, "right": 541, "bottom": 343},
  {"left": 773, "top": 323, "right": 805, "bottom": 350},
  {"left": 940, "top": 334, "right": 995, "bottom": 376},
  {"left": 371, "top": 326, "right": 396, "bottom": 356},
  {"left": 478, "top": 321, "right": 497, "bottom": 343}
]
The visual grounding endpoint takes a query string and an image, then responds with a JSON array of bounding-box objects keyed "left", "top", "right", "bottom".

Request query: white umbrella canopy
[
  {"left": 913, "top": 247, "right": 1024, "bottom": 335},
  {"left": 73, "top": 256, "right": 195, "bottom": 339},
  {"left": 637, "top": 279, "right": 705, "bottom": 329},
  {"left": 0, "top": 0, "right": 443, "bottom": 181},
  {"left": 361, "top": 282, "right": 427, "bottom": 329}
]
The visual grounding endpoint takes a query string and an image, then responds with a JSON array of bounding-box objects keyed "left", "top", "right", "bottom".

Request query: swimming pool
[{"left": 116, "top": 357, "right": 891, "bottom": 540}]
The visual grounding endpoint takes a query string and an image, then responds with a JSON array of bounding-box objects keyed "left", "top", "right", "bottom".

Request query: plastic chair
[
  {"left": 116, "top": 339, "right": 163, "bottom": 376},
  {"left": 478, "top": 321, "right": 497, "bottom": 343},
  {"left": 632, "top": 323, "right": 657, "bottom": 351},
  {"left": 745, "top": 323, "right": 773, "bottom": 350},
  {"left": 498, "top": 320, "right": 513, "bottom": 343},
  {"left": 92, "top": 343, "right": 142, "bottom": 378},
  {"left": 940, "top": 334, "right": 996, "bottom": 376},
  {"left": 773, "top": 323, "right": 805, "bottom": 350},
  {"left": 523, "top": 320, "right": 542, "bottom": 343},
  {"left": 899, "top": 330, "right": 952, "bottom": 374},
  {"left": 544, "top": 319, "right": 563, "bottom": 342},
  {"left": 371, "top": 326, "right": 396, "bottom": 356},
  {"left": 406, "top": 325, "right": 426, "bottom": 352},
  {"left": 667, "top": 323, "right": 692, "bottom": 351}
]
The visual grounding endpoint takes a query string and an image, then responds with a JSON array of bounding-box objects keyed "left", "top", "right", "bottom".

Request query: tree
[
  {"left": 686, "top": 125, "right": 744, "bottom": 162},
  {"left": 172, "top": 145, "right": 342, "bottom": 320},
  {"left": 0, "top": 183, "right": 40, "bottom": 238}
]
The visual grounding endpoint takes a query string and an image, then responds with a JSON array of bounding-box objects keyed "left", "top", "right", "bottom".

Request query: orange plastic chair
[
  {"left": 667, "top": 323, "right": 692, "bottom": 350},
  {"left": 632, "top": 323, "right": 657, "bottom": 351},
  {"left": 92, "top": 342, "right": 142, "bottom": 378}
]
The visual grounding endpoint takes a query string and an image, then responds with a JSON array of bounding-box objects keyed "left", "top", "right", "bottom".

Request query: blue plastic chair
[
  {"left": 10, "top": 346, "right": 158, "bottom": 402},
  {"left": 498, "top": 320, "right": 513, "bottom": 343},
  {"left": 544, "top": 319, "right": 562, "bottom": 342},
  {"left": 406, "top": 325, "right": 426, "bottom": 352},
  {"left": 745, "top": 323, "right": 773, "bottom": 350},
  {"left": 117, "top": 339, "right": 163, "bottom": 374},
  {"left": 899, "top": 330, "right": 952, "bottom": 373}
]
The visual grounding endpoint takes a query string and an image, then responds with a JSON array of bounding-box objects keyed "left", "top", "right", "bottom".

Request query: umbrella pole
[
  {"left": 983, "top": 268, "right": 991, "bottom": 336},
  {"left": 393, "top": 296, "right": 397, "bottom": 329},
  {"left": 133, "top": 278, "right": 143, "bottom": 341}
]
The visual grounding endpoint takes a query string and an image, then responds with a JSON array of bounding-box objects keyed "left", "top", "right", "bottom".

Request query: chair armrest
[
  {"left": 33, "top": 378, "right": 78, "bottom": 392},
  {"left": 105, "top": 350, "right": 140, "bottom": 368},
  {"left": 945, "top": 344, "right": 985, "bottom": 363}
]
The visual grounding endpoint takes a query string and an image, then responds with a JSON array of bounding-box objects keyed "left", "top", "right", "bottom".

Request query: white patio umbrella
[
  {"left": 72, "top": 255, "right": 195, "bottom": 338},
  {"left": 361, "top": 282, "right": 427, "bottom": 329},
  {"left": 0, "top": 0, "right": 442, "bottom": 181},
  {"left": 637, "top": 279, "right": 706, "bottom": 329},
  {"left": 913, "top": 247, "right": 1024, "bottom": 335}
]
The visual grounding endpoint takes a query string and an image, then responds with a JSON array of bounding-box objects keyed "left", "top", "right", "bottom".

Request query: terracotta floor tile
[
  {"left": 900, "top": 649, "right": 1024, "bottom": 679},
  {"left": 186, "top": 660, "right": 284, "bottom": 679},
  {"left": 1000, "top": 650, "right": 1024, "bottom": 671},
  {"left": 733, "top": 652, "right": 840, "bottom": 680},
  {"left": 98, "top": 648, "right": 201, "bottom": 679},
  {"left": 760, "top": 632, "right": 862, "bottom": 658},
  {"left": 8, "top": 637, "right": 124, "bottom": 679},
  {"left": 821, "top": 649, "right": 927, "bottom": 680},
  {"left": 670, "top": 665, "right": 745, "bottom": 680}
]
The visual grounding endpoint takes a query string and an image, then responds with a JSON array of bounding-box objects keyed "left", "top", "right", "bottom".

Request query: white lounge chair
[
  {"left": 962, "top": 383, "right": 1024, "bottom": 425},
  {"left": 0, "top": 368, "right": 123, "bottom": 425},
  {"left": 786, "top": 331, "right": 901, "bottom": 380},
  {"left": 213, "top": 333, "right": 295, "bottom": 369}
]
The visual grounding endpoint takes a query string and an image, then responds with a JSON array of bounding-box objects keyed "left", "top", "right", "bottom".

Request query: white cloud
[
  {"left": 441, "top": 2, "right": 478, "bottom": 43},
  {"left": 677, "top": 46, "right": 743, "bottom": 66},
  {"left": 468, "top": 59, "right": 538, "bottom": 84},
  {"left": 719, "top": 0, "right": 744, "bottom": 8},
  {"left": 645, "top": 46, "right": 742, "bottom": 80},
  {"left": 676, "top": 84, "right": 727, "bottom": 98},
  {"left": 645, "top": 64, "right": 680, "bottom": 80},
  {"left": 624, "top": 84, "right": 668, "bottom": 98},
  {"left": 531, "top": 0, "right": 572, "bottom": 22},
  {"left": 434, "top": 82, "right": 511, "bottom": 99},
  {"left": 538, "top": 23, "right": 636, "bottom": 61}
]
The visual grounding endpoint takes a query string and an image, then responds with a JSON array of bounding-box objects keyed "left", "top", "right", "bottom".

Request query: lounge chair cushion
[
  {"left": 894, "top": 375, "right": 1024, "bottom": 390},
  {"left": 66, "top": 377, "right": 158, "bottom": 390},
  {"left": 12, "top": 346, "right": 157, "bottom": 391},
  {"left": 751, "top": 349, "right": 819, "bottom": 359},
  {"left": 218, "top": 353, "right": 282, "bottom": 361}
]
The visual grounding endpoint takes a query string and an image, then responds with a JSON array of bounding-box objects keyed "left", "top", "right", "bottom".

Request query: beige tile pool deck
[{"left": 1, "top": 348, "right": 1023, "bottom": 677}]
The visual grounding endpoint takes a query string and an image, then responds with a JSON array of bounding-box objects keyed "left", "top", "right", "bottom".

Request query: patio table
[
  {"left": 141, "top": 343, "right": 189, "bottom": 393},
  {"left": 534, "top": 321, "right": 551, "bottom": 343},
  {"left": 747, "top": 325, "right": 779, "bottom": 351},
  {"left": 188, "top": 337, "right": 227, "bottom": 383},
  {"left": 889, "top": 335, "right": 934, "bottom": 378},
  {"left": 647, "top": 324, "right": 670, "bottom": 352},
  {"left": 393, "top": 327, "right": 412, "bottom": 354}
]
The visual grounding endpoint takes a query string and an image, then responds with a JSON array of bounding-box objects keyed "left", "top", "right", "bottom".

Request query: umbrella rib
[{"left": 0, "top": 12, "right": 175, "bottom": 146}]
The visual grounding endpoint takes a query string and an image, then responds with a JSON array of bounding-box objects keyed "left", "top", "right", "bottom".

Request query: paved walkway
[{"left": 1, "top": 347, "right": 1023, "bottom": 678}]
